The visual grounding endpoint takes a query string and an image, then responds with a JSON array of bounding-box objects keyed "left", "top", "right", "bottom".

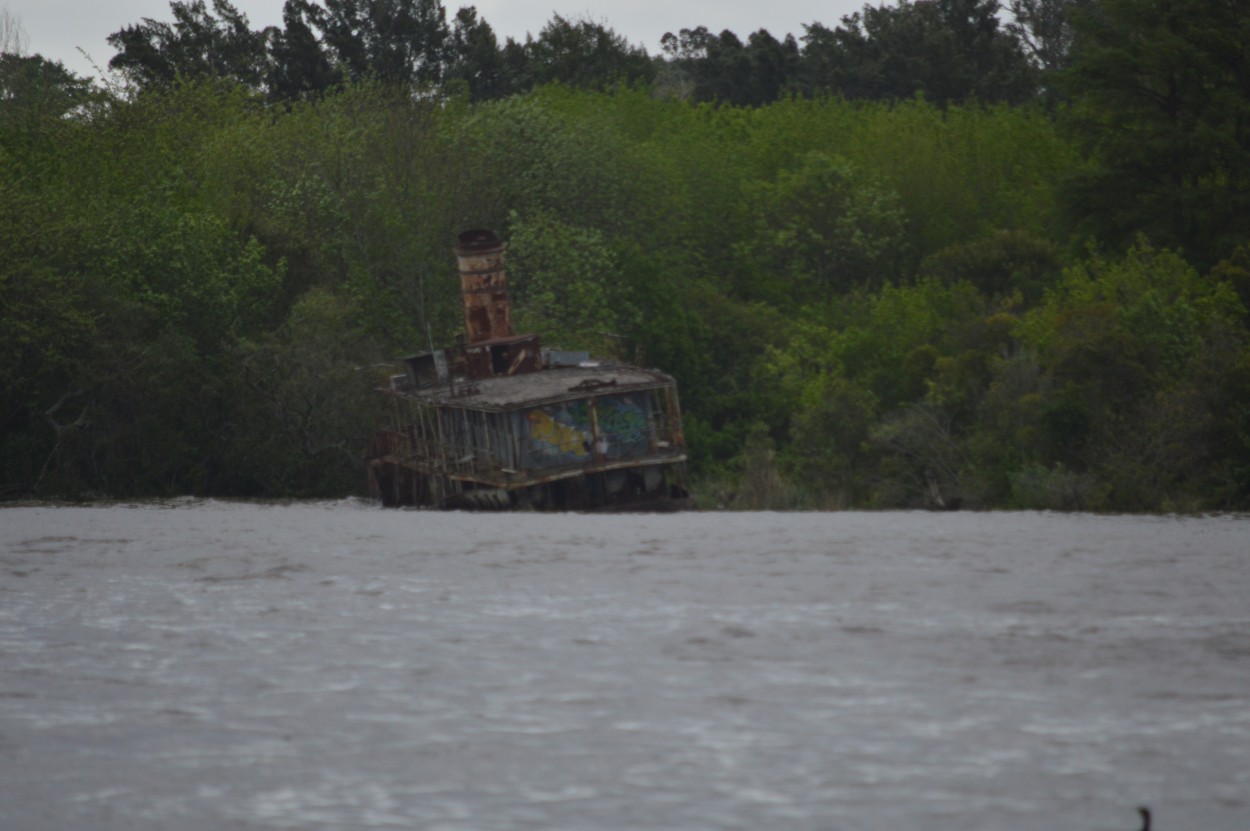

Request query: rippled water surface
[{"left": 1, "top": 502, "right": 1248, "bottom": 830}]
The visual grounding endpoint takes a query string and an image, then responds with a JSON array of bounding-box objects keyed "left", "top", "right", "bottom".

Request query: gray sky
[{"left": 4, "top": 0, "right": 865, "bottom": 81}]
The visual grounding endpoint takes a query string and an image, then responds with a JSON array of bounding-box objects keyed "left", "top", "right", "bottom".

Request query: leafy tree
[
  {"left": 322, "top": 0, "right": 450, "bottom": 86},
  {"left": 842, "top": 98, "right": 1073, "bottom": 258},
  {"left": 1, "top": 79, "right": 283, "bottom": 497},
  {"left": 738, "top": 151, "right": 907, "bottom": 301},
  {"left": 1019, "top": 241, "right": 1249, "bottom": 508},
  {"left": 0, "top": 53, "right": 93, "bottom": 134},
  {"left": 729, "top": 422, "right": 792, "bottom": 509},
  {"left": 656, "top": 26, "right": 712, "bottom": 99},
  {"left": 921, "top": 229, "right": 1062, "bottom": 302},
  {"left": 672, "top": 27, "right": 801, "bottom": 106},
  {"left": 693, "top": 30, "right": 752, "bottom": 103},
  {"left": 763, "top": 278, "right": 998, "bottom": 506},
  {"left": 108, "top": 0, "right": 271, "bottom": 90},
  {"left": 445, "top": 5, "right": 508, "bottom": 100},
  {"left": 745, "top": 30, "right": 801, "bottom": 105},
  {"left": 659, "top": 26, "right": 713, "bottom": 63},
  {"left": 801, "top": 0, "right": 1037, "bottom": 105},
  {"left": 229, "top": 287, "right": 383, "bottom": 495},
  {"left": 658, "top": 26, "right": 802, "bottom": 106},
  {"left": 512, "top": 14, "right": 654, "bottom": 91},
  {"left": 787, "top": 374, "right": 879, "bottom": 505},
  {"left": 267, "top": 0, "right": 341, "bottom": 100},
  {"left": 456, "top": 91, "right": 632, "bottom": 234},
  {"left": 1023, "top": 242, "right": 1245, "bottom": 392},
  {"left": 505, "top": 210, "right": 635, "bottom": 354},
  {"left": 1006, "top": 0, "right": 1092, "bottom": 76},
  {"left": 677, "top": 287, "right": 790, "bottom": 466},
  {"left": 0, "top": 216, "right": 99, "bottom": 498},
  {"left": 267, "top": 84, "right": 467, "bottom": 346},
  {"left": 1061, "top": 0, "right": 1250, "bottom": 267},
  {"left": 1, "top": 201, "right": 280, "bottom": 497}
]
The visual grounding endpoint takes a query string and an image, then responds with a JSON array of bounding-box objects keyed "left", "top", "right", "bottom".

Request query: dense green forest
[{"left": 3, "top": 0, "right": 1250, "bottom": 511}]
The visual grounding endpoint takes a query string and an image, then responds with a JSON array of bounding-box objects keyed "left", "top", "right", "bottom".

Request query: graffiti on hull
[
  {"left": 524, "top": 394, "right": 651, "bottom": 465},
  {"left": 527, "top": 407, "right": 590, "bottom": 462}
]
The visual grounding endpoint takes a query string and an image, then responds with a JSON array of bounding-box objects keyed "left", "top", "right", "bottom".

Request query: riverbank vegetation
[{"left": 3, "top": 0, "right": 1249, "bottom": 511}]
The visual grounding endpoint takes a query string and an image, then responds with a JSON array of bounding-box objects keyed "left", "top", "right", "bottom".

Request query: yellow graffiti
[{"left": 528, "top": 409, "right": 588, "bottom": 457}]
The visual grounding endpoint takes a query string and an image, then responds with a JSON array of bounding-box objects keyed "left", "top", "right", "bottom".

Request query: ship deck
[{"left": 394, "top": 363, "right": 677, "bottom": 411}]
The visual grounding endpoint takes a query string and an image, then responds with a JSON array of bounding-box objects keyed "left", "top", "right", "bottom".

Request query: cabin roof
[{"left": 401, "top": 363, "right": 675, "bottom": 411}]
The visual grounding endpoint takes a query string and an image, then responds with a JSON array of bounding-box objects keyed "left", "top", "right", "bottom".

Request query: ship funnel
[{"left": 454, "top": 229, "right": 512, "bottom": 344}]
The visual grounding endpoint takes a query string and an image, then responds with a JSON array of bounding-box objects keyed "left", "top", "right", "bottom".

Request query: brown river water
[{"left": 1, "top": 501, "right": 1248, "bottom": 830}]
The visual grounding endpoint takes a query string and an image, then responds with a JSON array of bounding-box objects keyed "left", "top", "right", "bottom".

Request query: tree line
[
  {"left": 104, "top": 0, "right": 1056, "bottom": 106},
  {"left": 2, "top": 0, "right": 1249, "bottom": 511}
]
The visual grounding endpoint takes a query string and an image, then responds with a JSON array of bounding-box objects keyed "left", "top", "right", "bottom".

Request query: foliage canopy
[{"left": 2, "top": 1, "right": 1249, "bottom": 511}]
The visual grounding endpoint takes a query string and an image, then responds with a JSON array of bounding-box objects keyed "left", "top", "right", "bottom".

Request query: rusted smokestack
[{"left": 454, "top": 229, "right": 512, "bottom": 344}]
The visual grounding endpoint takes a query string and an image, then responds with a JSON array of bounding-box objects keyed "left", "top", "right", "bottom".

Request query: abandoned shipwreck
[{"left": 366, "top": 230, "right": 693, "bottom": 511}]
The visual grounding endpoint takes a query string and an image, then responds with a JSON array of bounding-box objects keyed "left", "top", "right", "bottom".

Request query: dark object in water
[
  {"left": 1138, "top": 806, "right": 1151, "bottom": 831},
  {"left": 366, "top": 230, "right": 692, "bottom": 511}
]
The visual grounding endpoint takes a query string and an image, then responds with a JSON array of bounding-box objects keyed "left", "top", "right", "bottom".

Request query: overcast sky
[{"left": 5, "top": 0, "right": 868, "bottom": 80}]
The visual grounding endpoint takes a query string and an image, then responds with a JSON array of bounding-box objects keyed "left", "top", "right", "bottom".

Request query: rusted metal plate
[{"left": 455, "top": 229, "right": 512, "bottom": 344}]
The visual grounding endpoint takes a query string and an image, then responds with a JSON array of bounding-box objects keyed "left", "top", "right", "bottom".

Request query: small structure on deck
[{"left": 366, "top": 229, "right": 692, "bottom": 511}]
